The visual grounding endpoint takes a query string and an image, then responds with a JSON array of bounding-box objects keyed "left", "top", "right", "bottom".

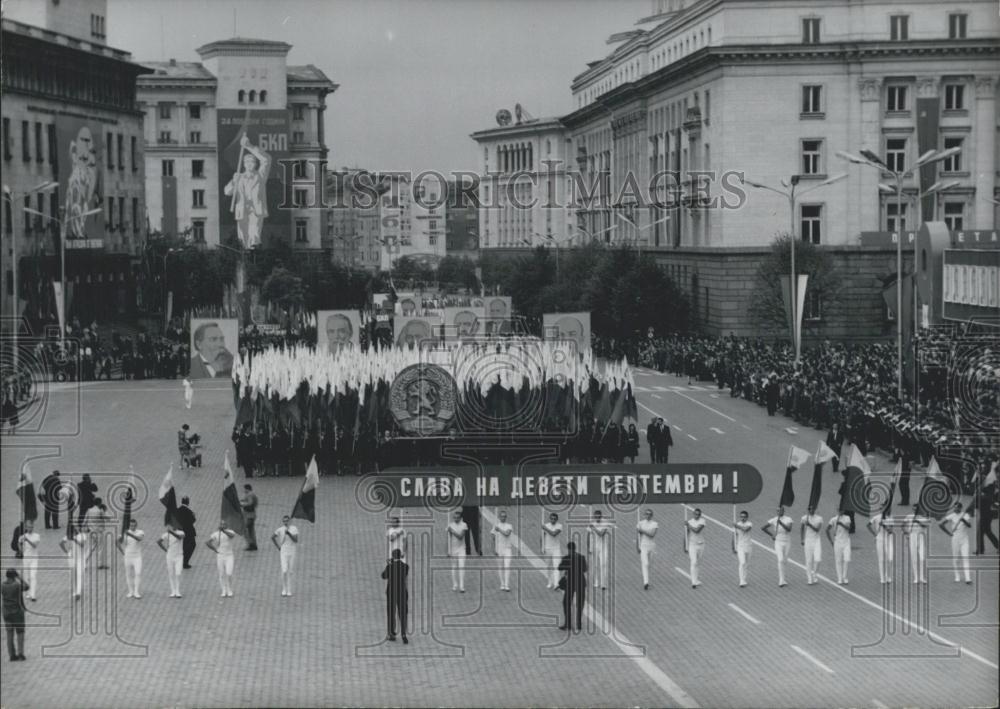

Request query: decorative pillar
[{"left": 973, "top": 76, "right": 997, "bottom": 229}]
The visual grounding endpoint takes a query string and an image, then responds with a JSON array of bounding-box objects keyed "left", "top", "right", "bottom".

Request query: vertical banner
[
  {"left": 55, "top": 117, "right": 104, "bottom": 247},
  {"left": 52, "top": 282, "right": 65, "bottom": 337},
  {"left": 779, "top": 275, "right": 809, "bottom": 353},
  {"left": 543, "top": 312, "right": 592, "bottom": 353},
  {"left": 317, "top": 310, "right": 361, "bottom": 353},
  {"left": 189, "top": 318, "right": 238, "bottom": 379},
  {"left": 217, "top": 110, "right": 291, "bottom": 249},
  {"left": 161, "top": 175, "right": 178, "bottom": 237},
  {"left": 915, "top": 93, "right": 941, "bottom": 224}
]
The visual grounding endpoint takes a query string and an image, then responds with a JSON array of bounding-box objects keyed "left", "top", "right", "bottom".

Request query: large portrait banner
[
  {"left": 189, "top": 318, "right": 238, "bottom": 379},
  {"left": 317, "top": 310, "right": 361, "bottom": 353},
  {"left": 55, "top": 116, "right": 105, "bottom": 249},
  {"left": 395, "top": 315, "right": 441, "bottom": 349},
  {"left": 444, "top": 306, "right": 485, "bottom": 338},
  {"left": 543, "top": 312, "right": 592, "bottom": 353}
]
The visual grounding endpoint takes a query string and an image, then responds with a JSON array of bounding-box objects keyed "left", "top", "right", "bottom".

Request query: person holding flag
[
  {"left": 60, "top": 517, "right": 91, "bottom": 601},
  {"left": 939, "top": 502, "right": 973, "bottom": 584},
  {"left": 541, "top": 512, "right": 563, "bottom": 590},
  {"left": 733, "top": 510, "right": 752, "bottom": 587},
  {"left": 291, "top": 456, "right": 319, "bottom": 525},
  {"left": 866, "top": 507, "right": 894, "bottom": 585},
  {"left": 685, "top": 508, "right": 707, "bottom": 588},
  {"left": 271, "top": 516, "right": 299, "bottom": 597},
  {"left": 903, "top": 504, "right": 930, "bottom": 584},
  {"left": 826, "top": 506, "right": 853, "bottom": 585},
  {"left": 16, "top": 521, "right": 39, "bottom": 602},
  {"left": 762, "top": 506, "right": 793, "bottom": 587},
  {"left": 636, "top": 509, "right": 659, "bottom": 590},
  {"left": 206, "top": 523, "right": 237, "bottom": 597},
  {"left": 157, "top": 524, "right": 185, "bottom": 598},
  {"left": 116, "top": 519, "right": 144, "bottom": 599},
  {"left": 799, "top": 506, "right": 823, "bottom": 585}
]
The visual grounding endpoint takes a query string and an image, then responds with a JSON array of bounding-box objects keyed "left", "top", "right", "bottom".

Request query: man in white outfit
[
  {"left": 867, "top": 508, "right": 894, "bottom": 584},
  {"left": 588, "top": 509, "right": 612, "bottom": 591},
  {"left": 762, "top": 506, "right": 793, "bottom": 587},
  {"left": 447, "top": 510, "right": 468, "bottom": 592},
  {"left": 17, "top": 520, "right": 40, "bottom": 601},
  {"left": 636, "top": 509, "right": 658, "bottom": 590},
  {"left": 903, "top": 504, "right": 929, "bottom": 584},
  {"left": 206, "top": 523, "right": 237, "bottom": 597},
  {"left": 826, "top": 506, "right": 852, "bottom": 585},
  {"left": 733, "top": 510, "right": 752, "bottom": 587},
  {"left": 272, "top": 515, "right": 300, "bottom": 596},
  {"left": 800, "top": 506, "right": 823, "bottom": 585},
  {"left": 157, "top": 524, "right": 185, "bottom": 598},
  {"left": 939, "top": 502, "right": 972, "bottom": 584},
  {"left": 60, "top": 522, "right": 91, "bottom": 601},
  {"left": 116, "top": 519, "right": 144, "bottom": 599},
  {"left": 491, "top": 509, "right": 514, "bottom": 591},
  {"left": 541, "top": 512, "right": 563, "bottom": 590},
  {"left": 686, "top": 508, "right": 706, "bottom": 588}
]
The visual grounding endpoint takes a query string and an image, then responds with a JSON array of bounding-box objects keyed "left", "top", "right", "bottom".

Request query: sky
[{"left": 104, "top": 0, "right": 650, "bottom": 173}]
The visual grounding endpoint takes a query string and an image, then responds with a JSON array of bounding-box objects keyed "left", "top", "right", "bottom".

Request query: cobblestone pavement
[{"left": 1, "top": 376, "right": 996, "bottom": 708}]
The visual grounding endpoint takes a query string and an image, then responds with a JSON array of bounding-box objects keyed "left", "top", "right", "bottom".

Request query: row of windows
[
  {"left": 1, "top": 118, "right": 139, "bottom": 173},
  {"left": 793, "top": 135, "right": 964, "bottom": 176},
  {"left": 2, "top": 191, "right": 140, "bottom": 236},
  {"left": 158, "top": 103, "right": 202, "bottom": 120},
  {"left": 791, "top": 198, "right": 968, "bottom": 248},
  {"left": 801, "top": 12, "right": 967, "bottom": 44},
  {"left": 156, "top": 130, "right": 204, "bottom": 145},
  {"left": 90, "top": 14, "right": 106, "bottom": 40},
  {"left": 237, "top": 90, "right": 268, "bottom": 105},
  {"left": 161, "top": 159, "right": 206, "bottom": 177}
]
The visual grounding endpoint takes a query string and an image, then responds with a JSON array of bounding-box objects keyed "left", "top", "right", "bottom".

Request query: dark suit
[
  {"left": 646, "top": 423, "right": 658, "bottom": 463},
  {"left": 381, "top": 559, "right": 409, "bottom": 638},
  {"left": 40, "top": 473, "right": 61, "bottom": 528},
  {"left": 188, "top": 350, "right": 233, "bottom": 379},
  {"left": 825, "top": 427, "right": 845, "bottom": 473},
  {"left": 461, "top": 506, "right": 481, "bottom": 555},
  {"left": 558, "top": 550, "right": 588, "bottom": 631},
  {"left": 175, "top": 505, "right": 197, "bottom": 567},
  {"left": 657, "top": 425, "right": 674, "bottom": 464}
]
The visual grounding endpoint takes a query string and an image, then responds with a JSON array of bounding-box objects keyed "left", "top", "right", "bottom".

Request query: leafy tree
[{"left": 261, "top": 267, "right": 305, "bottom": 311}]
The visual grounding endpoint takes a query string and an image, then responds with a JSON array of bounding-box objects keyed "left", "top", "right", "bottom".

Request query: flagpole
[{"left": 683, "top": 506, "right": 689, "bottom": 554}]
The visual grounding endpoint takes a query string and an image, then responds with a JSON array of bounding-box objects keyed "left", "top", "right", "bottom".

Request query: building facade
[
  {"left": 1, "top": 1, "right": 151, "bottom": 330},
  {"left": 136, "top": 38, "right": 337, "bottom": 252},
  {"left": 445, "top": 179, "right": 479, "bottom": 261},
  {"left": 379, "top": 173, "right": 447, "bottom": 270},
  {"left": 325, "top": 168, "right": 382, "bottom": 271}
]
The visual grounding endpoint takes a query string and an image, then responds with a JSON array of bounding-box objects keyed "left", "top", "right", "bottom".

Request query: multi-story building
[
  {"left": 379, "top": 173, "right": 447, "bottom": 270},
  {"left": 445, "top": 179, "right": 479, "bottom": 261},
  {"left": 325, "top": 168, "right": 382, "bottom": 271},
  {"left": 470, "top": 112, "right": 576, "bottom": 250},
  {"left": 137, "top": 38, "right": 337, "bottom": 251},
  {"left": 1, "top": 0, "right": 151, "bottom": 329}
]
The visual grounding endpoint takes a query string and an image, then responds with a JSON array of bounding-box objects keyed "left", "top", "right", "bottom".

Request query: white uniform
[
  {"left": 830, "top": 514, "right": 852, "bottom": 583},
  {"left": 905, "top": 513, "right": 928, "bottom": 583},
  {"left": 637, "top": 519, "right": 659, "bottom": 586},
  {"left": 870, "top": 513, "right": 893, "bottom": 583},
  {"left": 541, "top": 522, "right": 563, "bottom": 588},
  {"left": 275, "top": 525, "right": 299, "bottom": 572},
  {"left": 68, "top": 532, "right": 89, "bottom": 596},
  {"left": 448, "top": 520, "right": 468, "bottom": 591},
  {"left": 734, "top": 521, "right": 752, "bottom": 586},
  {"left": 768, "top": 516, "right": 793, "bottom": 585},
  {"left": 19, "top": 532, "right": 40, "bottom": 600},
  {"left": 386, "top": 525, "right": 406, "bottom": 561},
  {"left": 945, "top": 511, "right": 971, "bottom": 583},
  {"left": 589, "top": 519, "right": 612, "bottom": 589},
  {"left": 491, "top": 521, "right": 514, "bottom": 590},
  {"left": 686, "top": 517, "right": 706, "bottom": 586},
  {"left": 161, "top": 530, "right": 185, "bottom": 596},
  {"left": 122, "top": 529, "right": 144, "bottom": 597},
  {"left": 801, "top": 514, "right": 823, "bottom": 584},
  {"left": 209, "top": 530, "right": 235, "bottom": 595}
]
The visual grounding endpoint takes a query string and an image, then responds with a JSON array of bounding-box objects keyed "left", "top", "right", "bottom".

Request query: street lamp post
[
  {"left": 837, "top": 146, "right": 960, "bottom": 400},
  {"left": 743, "top": 172, "right": 847, "bottom": 362}
]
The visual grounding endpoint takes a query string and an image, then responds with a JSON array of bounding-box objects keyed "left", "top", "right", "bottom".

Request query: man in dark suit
[
  {"left": 826, "top": 424, "right": 845, "bottom": 473},
  {"left": 646, "top": 420, "right": 658, "bottom": 463},
  {"left": 558, "top": 541, "right": 588, "bottom": 633},
  {"left": 189, "top": 322, "right": 234, "bottom": 379},
  {"left": 657, "top": 419, "right": 674, "bottom": 464},
  {"left": 381, "top": 549, "right": 409, "bottom": 643},
  {"left": 40, "top": 470, "right": 61, "bottom": 529},
  {"left": 175, "top": 497, "right": 197, "bottom": 568}
]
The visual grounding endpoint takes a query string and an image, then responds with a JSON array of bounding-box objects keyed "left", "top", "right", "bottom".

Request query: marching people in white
[
  {"left": 733, "top": 510, "right": 752, "bottom": 587},
  {"left": 206, "top": 523, "right": 237, "bottom": 597},
  {"left": 491, "top": 509, "right": 514, "bottom": 591},
  {"left": 685, "top": 508, "right": 706, "bottom": 588},
  {"left": 867, "top": 509, "right": 894, "bottom": 584},
  {"left": 157, "top": 524, "right": 185, "bottom": 598},
  {"left": 903, "top": 505, "right": 929, "bottom": 584},
  {"left": 826, "top": 507, "right": 853, "bottom": 585},
  {"left": 60, "top": 522, "right": 91, "bottom": 601},
  {"left": 541, "top": 512, "right": 563, "bottom": 589},
  {"left": 636, "top": 509, "right": 658, "bottom": 590},
  {"left": 447, "top": 510, "right": 468, "bottom": 592},
  {"left": 588, "top": 509, "right": 612, "bottom": 591},
  {"left": 18, "top": 520, "right": 40, "bottom": 601},
  {"left": 116, "top": 519, "right": 144, "bottom": 599},
  {"left": 762, "top": 506, "right": 793, "bottom": 587},
  {"left": 272, "top": 516, "right": 300, "bottom": 596},
  {"left": 939, "top": 502, "right": 972, "bottom": 584},
  {"left": 799, "top": 506, "right": 823, "bottom": 585}
]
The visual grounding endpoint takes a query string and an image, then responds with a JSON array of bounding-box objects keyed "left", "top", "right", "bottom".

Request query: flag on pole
[
  {"left": 815, "top": 440, "right": 838, "bottom": 465},
  {"left": 841, "top": 444, "right": 873, "bottom": 515},
  {"left": 983, "top": 461, "right": 997, "bottom": 488},
  {"left": 925, "top": 456, "right": 944, "bottom": 481},
  {"left": 788, "top": 445, "right": 811, "bottom": 471},
  {"left": 221, "top": 451, "right": 247, "bottom": 536},
  {"left": 159, "top": 465, "right": 179, "bottom": 527},
  {"left": 883, "top": 459, "right": 902, "bottom": 514},
  {"left": 807, "top": 443, "right": 824, "bottom": 510},
  {"left": 291, "top": 456, "right": 319, "bottom": 523},
  {"left": 16, "top": 462, "right": 38, "bottom": 522},
  {"left": 919, "top": 456, "right": 952, "bottom": 518}
]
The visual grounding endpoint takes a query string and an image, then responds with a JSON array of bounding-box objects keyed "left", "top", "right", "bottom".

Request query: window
[
  {"left": 948, "top": 13, "right": 967, "bottom": 39},
  {"left": 4, "top": 200, "right": 11, "bottom": 234},
  {"left": 117, "top": 134, "right": 124, "bottom": 170},
  {"left": 886, "top": 202, "right": 907, "bottom": 232},
  {"left": 248, "top": 90, "right": 256, "bottom": 104},
  {"left": 188, "top": 104, "right": 201, "bottom": 120},
  {"left": 189, "top": 131, "right": 201, "bottom": 144},
  {"left": 162, "top": 159, "right": 174, "bottom": 177},
  {"left": 886, "top": 138, "right": 907, "bottom": 172},
  {"left": 158, "top": 103, "right": 171, "bottom": 119},
  {"left": 238, "top": 90, "right": 246, "bottom": 103},
  {"left": 802, "top": 17, "right": 821, "bottom": 44},
  {"left": 259, "top": 91, "right": 267, "bottom": 104},
  {"left": 801, "top": 139, "right": 823, "bottom": 175},
  {"left": 704, "top": 89, "right": 710, "bottom": 124},
  {"left": 890, "top": 15, "right": 908, "bottom": 41},
  {"left": 944, "top": 84, "right": 965, "bottom": 111},
  {"left": 21, "top": 121, "right": 29, "bottom": 161},
  {"left": 192, "top": 189, "right": 205, "bottom": 208},
  {"left": 106, "top": 131, "right": 114, "bottom": 168},
  {"left": 49, "top": 191, "right": 58, "bottom": 224},
  {"left": 803, "top": 290, "right": 822, "bottom": 320},
  {"left": 943, "top": 202, "right": 964, "bottom": 231},
  {"left": 292, "top": 160, "right": 307, "bottom": 179},
  {"left": 800, "top": 204, "right": 823, "bottom": 244},
  {"left": 118, "top": 197, "right": 125, "bottom": 231},
  {"left": 192, "top": 220, "right": 205, "bottom": 242},
  {"left": 886, "top": 85, "right": 907, "bottom": 112},
  {"left": 2, "top": 118, "right": 10, "bottom": 160},
  {"left": 192, "top": 159, "right": 204, "bottom": 178},
  {"left": 23, "top": 196, "right": 30, "bottom": 233},
  {"left": 159, "top": 131, "right": 172, "bottom": 144},
  {"left": 802, "top": 85, "right": 822, "bottom": 114},
  {"left": 106, "top": 196, "right": 114, "bottom": 231},
  {"left": 292, "top": 131, "right": 305, "bottom": 144},
  {"left": 294, "top": 188, "right": 308, "bottom": 207},
  {"left": 130, "top": 136, "right": 137, "bottom": 171},
  {"left": 941, "top": 137, "right": 963, "bottom": 172},
  {"left": 47, "top": 124, "right": 56, "bottom": 167},
  {"left": 132, "top": 198, "right": 139, "bottom": 233},
  {"left": 295, "top": 219, "right": 308, "bottom": 243},
  {"left": 292, "top": 104, "right": 306, "bottom": 121}
]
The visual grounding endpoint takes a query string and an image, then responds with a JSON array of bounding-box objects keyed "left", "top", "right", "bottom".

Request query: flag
[
  {"left": 121, "top": 485, "right": 134, "bottom": 541},
  {"left": 221, "top": 451, "right": 247, "bottom": 536},
  {"left": 918, "top": 456, "right": 952, "bottom": 519},
  {"left": 16, "top": 462, "right": 38, "bottom": 522},
  {"left": 841, "top": 444, "right": 873, "bottom": 516},
  {"left": 788, "top": 445, "right": 811, "bottom": 471},
  {"left": 808, "top": 441, "right": 826, "bottom": 510},
  {"left": 291, "top": 456, "right": 319, "bottom": 523},
  {"left": 925, "top": 456, "right": 944, "bottom": 481},
  {"left": 815, "top": 440, "right": 838, "bottom": 465},
  {"left": 983, "top": 461, "right": 997, "bottom": 488},
  {"left": 779, "top": 466, "right": 796, "bottom": 508},
  {"left": 882, "top": 459, "right": 902, "bottom": 514},
  {"left": 159, "top": 465, "right": 179, "bottom": 527}
]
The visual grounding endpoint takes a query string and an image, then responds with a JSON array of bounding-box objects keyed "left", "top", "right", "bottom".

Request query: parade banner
[
  {"left": 543, "top": 312, "right": 591, "bottom": 353},
  {"left": 317, "top": 310, "right": 360, "bottom": 353},
  {"left": 395, "top": 315, "right": 441, "bottom": 348},
  {"left": 395, "top": 293, "right": 419, "bottom": 316},
  {"left": 445, "top": 306, "right": 484, "bottom": 337},
  {"left": 55, "top": 116, "right": 105, "bottom": 247},
  {"left": 189, "top": 318, "right": 238, "bottom": 379},
  {"left": 217, "top": 109, "right": 291, "bottom": 249},
  {"left": 366, "top": 464, "right": 763, "bottom": 508},
  {"left": 482, "top": 296, "right": 512, "bottom": 335}
]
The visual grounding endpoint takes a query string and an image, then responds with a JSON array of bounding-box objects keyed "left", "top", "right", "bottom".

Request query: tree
[
  {"left": 436, "top": 256, "right": 478, "bottom": 291},
  {"left": 261, "top": 267, "right": 305, "bottom": 311},
  {"left": 748, "top": 233, "right": 842, "bottom": 333}
]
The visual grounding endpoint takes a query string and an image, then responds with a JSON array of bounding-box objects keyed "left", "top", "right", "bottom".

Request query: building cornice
[{"left": 469, "top": 118, "right": 568, "bottom": 141}]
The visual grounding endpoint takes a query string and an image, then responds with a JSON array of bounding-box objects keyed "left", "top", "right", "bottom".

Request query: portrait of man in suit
[
  {"left": 453, "top": 310, "right": 478, "bottom": 337},
  {"left": 190, "top": 321, "right": 234, "bottom": 378},
  {"left": 324, "top": 313, "right": 354, "bottom": 353},
  {"left": 396, "top": 319, "right": 432, "bottom": 348},
  {"left": 555, "top": 315, "right": 586, "bottom": 352}
]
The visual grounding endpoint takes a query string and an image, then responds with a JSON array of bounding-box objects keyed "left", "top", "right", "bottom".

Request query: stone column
[
  {"left": 973, "top": 76, "right": 997, "bottom": 229},
  {"left": 856, "top": 78, "right": 883, "bottom": 233}
]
